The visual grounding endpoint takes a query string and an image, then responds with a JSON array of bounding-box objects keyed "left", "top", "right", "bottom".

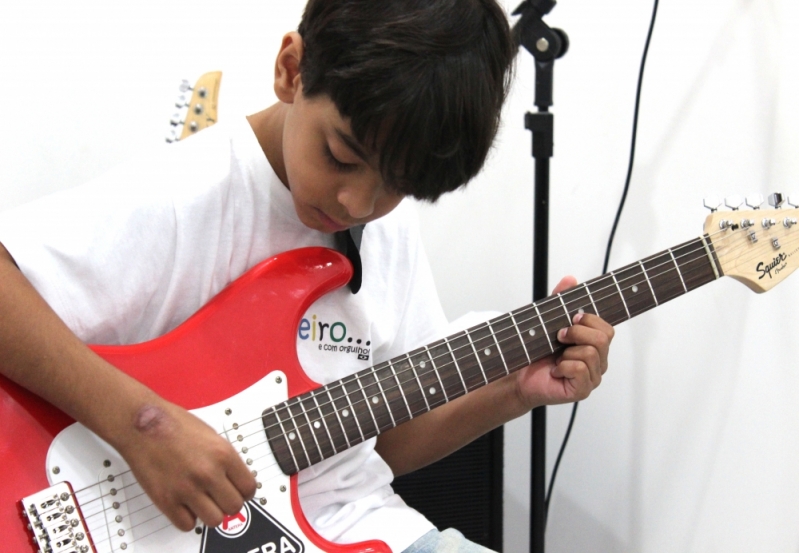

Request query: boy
[{"left": 0, "top": 0, "right": 613, "bottom": 551}]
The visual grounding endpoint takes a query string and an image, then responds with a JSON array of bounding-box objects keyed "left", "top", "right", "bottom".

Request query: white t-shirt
[{"left": 0, "top": 117, "right": 447, "bottom": 552}]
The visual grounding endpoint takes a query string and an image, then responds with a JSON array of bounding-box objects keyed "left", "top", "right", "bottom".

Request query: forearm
[
  {"left": 375, "top": 372, "right": 531, "bottom": 477},
  {"left": 0, "top": 242, "right": 157, "bottom": 450}
]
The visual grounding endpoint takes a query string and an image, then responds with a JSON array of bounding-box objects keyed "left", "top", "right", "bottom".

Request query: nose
[{"left": 337, "top": 175, "right": 381, "bottom": 220}]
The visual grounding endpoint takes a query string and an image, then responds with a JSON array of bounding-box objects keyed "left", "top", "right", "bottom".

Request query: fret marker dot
[
  {"left": 372, "top": 397, "right": 379, "bottom": 404},
  {"left": 313, "top": 421, "right": 321, "bottom": 429},
  {"left": 429, "top": 387, "right": 436, "bottom": 395},
  {"left": 632, "top": 285, "right": 639, "bottom": 293},
  {"left": 342, "top": 409, "right": 350, "bottom": 417},
  {"left": 288, "top": 432, "right": 296, "bottom": 440},
  {"left": 528, "top": 329, "right": 536, "bottom": 337},
  {"left": 420, "top": 361, "right": 426, "bottom": 368},
  {"left": 484, "top": 348, "right": 491, "bottom": 356}
]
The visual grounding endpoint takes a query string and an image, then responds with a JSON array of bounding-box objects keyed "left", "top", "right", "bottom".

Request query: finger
[
  {"left": 227, "top": 455, "right": 258, "bottom": 502},
  {"left": 551, "top": 275, "right": 578, "bottom": 295},
  {"left": 557, "top": 324, "right": 610, "bottom": 373},
  {"left": 558, "top": 345, "right": 602, "bottom": 387},
  {"left": 169, "top": 505, "right": 198, "bottom": 532},
  {"left": 550, "top": 359, "right": 594, "bottom": 401},
  {"left": 188, "top": 493, "right": 226, "bottom": 528}
]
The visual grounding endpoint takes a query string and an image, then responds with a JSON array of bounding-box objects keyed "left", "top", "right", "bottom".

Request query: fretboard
[{"left": 263, "top": 235, "right": 722, "bottom": 475}]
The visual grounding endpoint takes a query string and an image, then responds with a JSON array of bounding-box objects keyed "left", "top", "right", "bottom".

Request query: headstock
[
  {"left": 704, "top": 193, "right": 799, "bottom": 293},
  {"left": 166, "top": 70, "right": 222, "bottom": 143}
]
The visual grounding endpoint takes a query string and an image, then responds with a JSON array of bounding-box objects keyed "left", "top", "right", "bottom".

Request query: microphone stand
[{"left": 512, "top": 2, "right": 568, "bottom": 552}]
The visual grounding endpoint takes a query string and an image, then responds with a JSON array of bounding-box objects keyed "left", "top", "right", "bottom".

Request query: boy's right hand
[{"left": 114, "top": 397, "right": 258, "bottom": 531}]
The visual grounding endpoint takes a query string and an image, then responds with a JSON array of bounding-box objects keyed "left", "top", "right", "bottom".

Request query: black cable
[{"left": 544, "top": 0, "right": 661, "bottom": 521}]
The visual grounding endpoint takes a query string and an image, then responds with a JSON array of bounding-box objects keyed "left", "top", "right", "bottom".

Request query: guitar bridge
[{"left": 20, "top": 482, "right": 94, "bottom": 553}]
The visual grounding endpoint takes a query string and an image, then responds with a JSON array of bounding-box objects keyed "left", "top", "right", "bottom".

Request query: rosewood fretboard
[{"left": 263, "top": 235, "right": 722, "bottom": 475}]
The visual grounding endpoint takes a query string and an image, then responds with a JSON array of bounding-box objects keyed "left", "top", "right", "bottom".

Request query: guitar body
[{"left": 0, "top": 247, "right": 390, "bottom": 553}]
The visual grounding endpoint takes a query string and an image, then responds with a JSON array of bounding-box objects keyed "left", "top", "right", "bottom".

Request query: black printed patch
[{"left": 200, "top": 501, "right": 305, "bottom": 553}]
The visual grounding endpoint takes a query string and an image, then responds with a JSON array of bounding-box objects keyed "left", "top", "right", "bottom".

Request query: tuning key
[
  {"left": 725, "top": 195, "right": 743, "bottom": 211},
  {"left": 179, "top": 79, "right": 193, "bottom": 93},
  {"left": 768, "top": 193, "right": 785, "bottom": 209},
  {"left": 786, "top": 196, "right": 798, "bottom": 209},
  {"left": 745, "top": 193, "right": 764, "bottom": 210},
  {"left": 703, "top": 196, "right": 722, "bottom": 212}
]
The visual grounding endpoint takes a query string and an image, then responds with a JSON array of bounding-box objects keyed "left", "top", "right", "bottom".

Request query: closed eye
[{"left": 324, "top": 145, "right": 358, "bottom": 172}]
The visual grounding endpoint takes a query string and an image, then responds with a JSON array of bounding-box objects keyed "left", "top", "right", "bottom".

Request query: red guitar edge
[{"left": 0, "top": 247, "right": 391, "bottom": 553}]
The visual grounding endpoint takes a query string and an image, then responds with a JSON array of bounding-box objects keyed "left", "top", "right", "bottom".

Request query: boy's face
[{"left": 281, "top": 89, "right": 404, "bottom": 234}]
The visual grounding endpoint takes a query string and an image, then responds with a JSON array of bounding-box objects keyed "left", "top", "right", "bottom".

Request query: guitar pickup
[{"left": 20, "top": 482, "right": 94, "bottom": 553}]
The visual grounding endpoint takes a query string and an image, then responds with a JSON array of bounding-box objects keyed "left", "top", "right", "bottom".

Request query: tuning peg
[
  {"left": 745, "top": 193, "right": 764, "bottom": 210},
  {"left": 769, "top": 193, "right": 785, "bottom": 209},
  {"left": 179, "top": 79, "right": 193, "bottom": 93},
  {"left": 786, "top": 195, "right": 798, "bottom": 209},
  {"left": 724, "top": 195, "right": 743, "bottom": 210},
  {"left": 175, "top": 95, "right": 189, "bottom": 109},
  {"left": 703, "top": 196, "right": 722, "bottom": 212}
]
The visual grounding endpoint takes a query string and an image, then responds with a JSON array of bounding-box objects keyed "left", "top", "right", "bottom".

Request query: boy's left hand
[{"left": 513, "top": 276, "right": 614, "bottom": 409}]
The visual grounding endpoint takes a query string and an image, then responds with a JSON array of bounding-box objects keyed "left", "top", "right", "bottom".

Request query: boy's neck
[{"left": 247, "top": 103, "right": 290, "bottom": 190}]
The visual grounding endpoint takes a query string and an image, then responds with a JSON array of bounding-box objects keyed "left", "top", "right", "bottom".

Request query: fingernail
[
  {"left": 558, "top": 328, "right": 567, "bottom": 341},
  {"left": 574, "top": 312, "right": 584, "bottom": 324}
]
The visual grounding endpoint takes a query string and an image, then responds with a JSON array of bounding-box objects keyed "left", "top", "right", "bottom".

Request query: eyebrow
[{"left": 334, "top": 127, "right": 372, "bottom": 163}]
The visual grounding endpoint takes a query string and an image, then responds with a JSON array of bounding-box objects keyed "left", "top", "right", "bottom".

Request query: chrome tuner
[
  {"left": 787, "top": 196, "right": 798, "bottom": 209},
  {"left": 768, "top": 193, "right": 785, "bottom": 209},
  {"left": 725, "top": 195, "right": 743, "bottom": 211},
  {"left": 179, "top": 79, "right": 192, "bottom": 93},
  {"left": 703, "top": 196, "right": 721, "bottom": 213},
  {"left": 745, "top": 193, "right": 764, "bottom": 210}
]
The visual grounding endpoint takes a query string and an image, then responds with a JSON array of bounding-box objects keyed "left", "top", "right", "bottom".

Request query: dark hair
[{"left": 298, "top": 0, "right": 515, "bottom": 201}]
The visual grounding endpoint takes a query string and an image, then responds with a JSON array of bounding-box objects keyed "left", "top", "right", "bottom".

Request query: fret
[
  {"left": 426, "top": 340, "right": 466, "bottom": 401},
  {"left": 509, "top": 313, "right": 532, "bottom": 364},
  {"left": 369, "top": 366, "right": 396, "bottom": 428},
  {"left": 467, "top": 324, "right": 510, "bottom": 381},
  {"left": 668, "top": 248, "right": 689, "bottom": 293},
  {"left": 310, "top": 391, "right": 338, "bottom": 455},
  {"left": 356, "top": 370, "right": 394, "bottom": 431},
  {"left": 284, "top": 401, "right": 312, "bottom": 468},
  {"left": 583, "top": 282, "right": 599, "bottom": 316},
  {"left": 265, "top": 405, "right": 300, "bottom": 474},
  {"left": 643, "top": 250, "right": 685, "bottom": 304},
  {"left": 391, "top": 357, "right": 427, "bottom": 419},
  {"left": 278, "top": 404, "right": 311, "bottom": 470},
  {"left": 613, "top": 262, "right": 658, "bottom": 318},
  {"left": 700, "top": 234, "right": 721, "bottom": 279},
  {"left": 374, "top": 364, "right": 410, "bottom": 425},
  {"left": 465, "top": 331, "right": 489, "bottom": 385},
  {"left": 587, "top": 274, "right": 629, "bottom": 326},
  {"left": 338, "top": 380, "right": 366, "bottom": 442},
  {"left": 672, "top": 239, "right": 718, "bottom": 291},
  {"left": 510, "top": 306, "right": 554, "bottom": 363},
  {"left": 423, "top": 345, "right": 449, "bottom": 402},
  {"left": 387, "top": 359, "right": 414, "bottom": 420},
  {"left": 409, "top": 349, "right": 447, "bottom": 410},
  {"left": 533, "top": 304, "right": 554, "bottom": 353},
  {"left": 610, "top": 272, "right": 631, "bottom": 320},
  {"left": 557, "top": 294, "right": 572, "bottom": 323},
  {"left": 444, "top": 338, "right": 469, "bottom": 394},
  {"left": 486, "top": 320, "right": 511, "bottom": 375},
  {"left": 325, "top": 386, "right": 352, "bottom": 449},
  {"left": 296, "top": 396, "right": 325, "bottom": 463},
  {"left": 639, "top": 261, "right": 658, "bottom": 306},
  {"left": 353, "top": 373, "right": 381, "bottom": 434},
  {"left": 406, "top": 354, "right": 431, "bottom": 411}
]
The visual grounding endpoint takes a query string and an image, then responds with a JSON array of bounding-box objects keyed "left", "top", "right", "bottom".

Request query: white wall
[{"left": 2, "top": 1, "right": 798, "bottom": 552}]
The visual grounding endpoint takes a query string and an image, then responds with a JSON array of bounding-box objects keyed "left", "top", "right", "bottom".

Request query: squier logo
[
  {"left": 756, "top": 252, "right": 788, "bottom": 280},
  {"left": 298, "top": 315, "right": 371, "bottom": 361}
]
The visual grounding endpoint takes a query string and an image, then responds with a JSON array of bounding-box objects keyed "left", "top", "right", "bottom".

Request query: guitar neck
[{"left": 264, "top": 235, "right": 721, "bottom": 475}]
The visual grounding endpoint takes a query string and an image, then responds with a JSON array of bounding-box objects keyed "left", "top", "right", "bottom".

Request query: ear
[{"left": 274, "top": 32, "right": 304, "bottom": 103}]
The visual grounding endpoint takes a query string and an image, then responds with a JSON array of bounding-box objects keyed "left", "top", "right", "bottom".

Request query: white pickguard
[{"left": 44, "top": 371, "right": 323, "bottom": 553}]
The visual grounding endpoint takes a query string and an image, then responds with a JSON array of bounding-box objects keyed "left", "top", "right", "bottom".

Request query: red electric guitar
[{"left": 2, "top": 200, "right": 798, "bottom": 553}]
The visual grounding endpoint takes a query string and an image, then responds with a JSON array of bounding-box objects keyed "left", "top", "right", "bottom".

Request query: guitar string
[
  {"left": 67, "top": 222, "right": 796, "bottom": 542},
  {"left": 69, "top": 221, "right": 789, "bottom": 513},
  {"left": 72, "top": 223, "right": 766, "bottom": 551}
]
